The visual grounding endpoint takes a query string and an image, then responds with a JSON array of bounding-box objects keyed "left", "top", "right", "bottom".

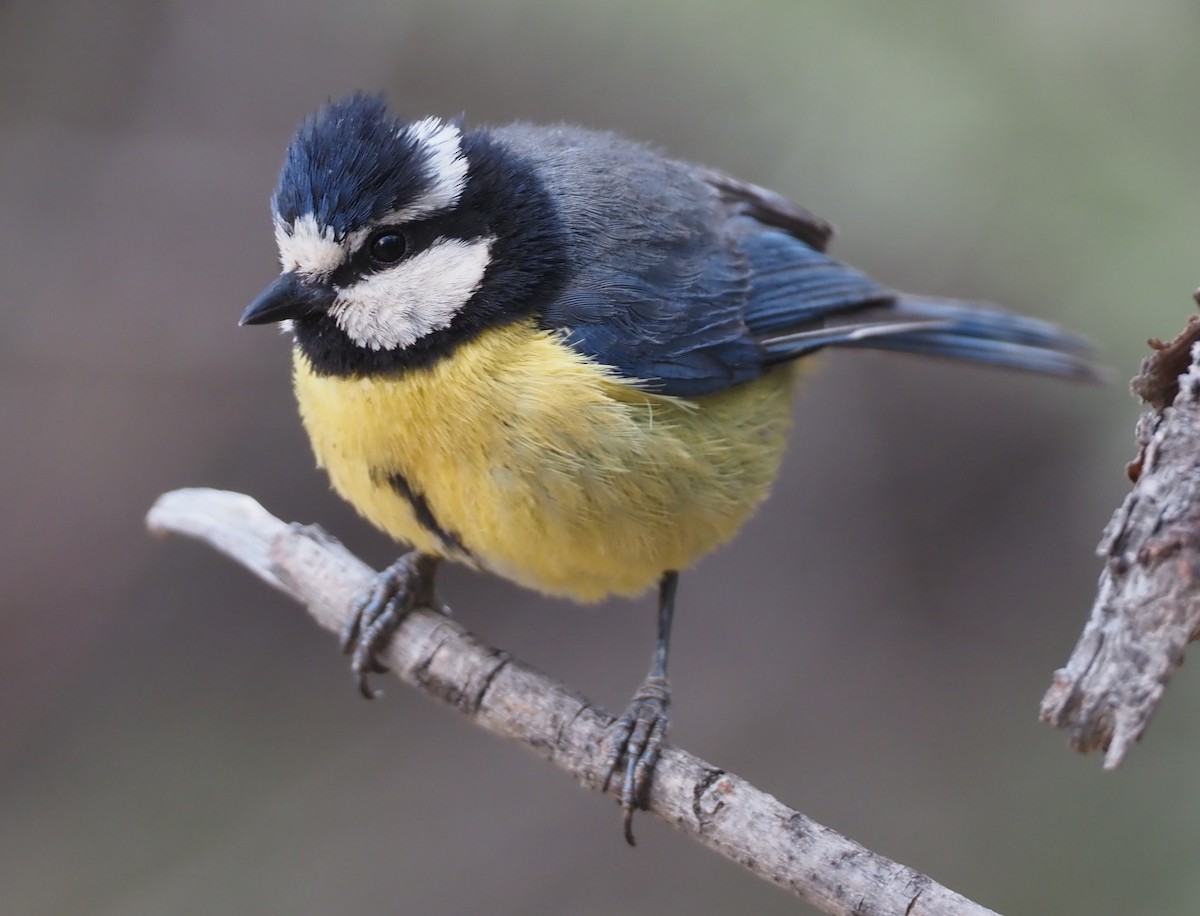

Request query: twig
[
  {"left": 148, "top": 487, "right": 998, "bottom": 916},
  {"left": 1041, "top": 309, "right": 1200, "bottom": 766}
]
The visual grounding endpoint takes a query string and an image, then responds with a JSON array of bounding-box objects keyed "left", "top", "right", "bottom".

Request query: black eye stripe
[
  {"left": 397, "top": 207, "right": 489, "bottom": 253},
  {"left": 333, "top": 208, "right": 491, "bottom": 286}
]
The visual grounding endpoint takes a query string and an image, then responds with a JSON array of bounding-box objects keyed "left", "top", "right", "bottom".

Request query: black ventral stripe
[{"left": 371, "top": 466, "right": 471, "bottom": 557}]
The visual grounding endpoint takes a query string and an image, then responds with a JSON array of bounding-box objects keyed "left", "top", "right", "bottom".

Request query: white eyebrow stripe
[
  {"left": 392, "top": 118, "right": 469, "bottom": 220},
  {"left": 346, "top": 225, "right": 372, "bottom": 256},
  {"left": 337, "top": 121, "right": 467, "bottom": 249},
  {"left": 276, "top": 213, "right": 344, "bottom": 276},
  {"left": 274, "top": 119, "right": 466, "bottom": 276},
  {"left": 330, "top": 235, "right": 493, "bottom": 351}
]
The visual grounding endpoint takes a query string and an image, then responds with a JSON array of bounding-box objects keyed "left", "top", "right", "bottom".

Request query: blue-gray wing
[{"left": 541, "top": 166, "right": 1095, "bottom": 397}]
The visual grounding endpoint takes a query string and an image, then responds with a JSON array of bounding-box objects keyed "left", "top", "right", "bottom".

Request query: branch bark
[
  {"left": 148, "top": 487, "right": 998, "bottom": 916},
  {"left": 1041, "top": 312, "right": 1200, "bottom": 766}
]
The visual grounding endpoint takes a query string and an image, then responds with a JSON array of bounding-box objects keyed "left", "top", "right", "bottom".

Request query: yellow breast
[{"left": 293, "top": 321, "right": 797, "bottom": 601}]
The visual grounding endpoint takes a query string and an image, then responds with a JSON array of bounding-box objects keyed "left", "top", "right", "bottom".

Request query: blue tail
[
  {"left": 734, "top": 226, "right": 1099, "bottom": 382},
  {"left": 760, "top": 295, "right": 1099, "bottom": 382}
]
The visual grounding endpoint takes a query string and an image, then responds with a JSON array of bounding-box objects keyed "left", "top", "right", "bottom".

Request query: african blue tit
[{"left": 241, "top": 94, "right": 1096, "bottom": 841}]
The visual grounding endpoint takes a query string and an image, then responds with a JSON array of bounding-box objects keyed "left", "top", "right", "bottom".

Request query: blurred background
[{"left": 3, "top": 1, "right": 1199, "bottom": 913}]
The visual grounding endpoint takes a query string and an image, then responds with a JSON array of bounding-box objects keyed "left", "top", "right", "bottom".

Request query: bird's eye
[{"left": 368, "top": 231, "right": 407, "bottom": 265}]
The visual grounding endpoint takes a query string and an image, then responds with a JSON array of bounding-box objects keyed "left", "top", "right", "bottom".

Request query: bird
[{"left": 240, "top": 93, "right": 1096, "bottom": 843}]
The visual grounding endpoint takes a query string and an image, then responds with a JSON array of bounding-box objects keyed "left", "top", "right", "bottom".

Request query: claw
[
  {"left": 341, "top": 552, "right": 441, "bottom": 698},
  {"left": 601, "top": 571, "right": 679, "bottom": 845},
  {"left": 603, "top": 676, "right": 670, "bottom": 846},
  {"left": 338, "top": 608, "right": 362, "bottom": 653}
]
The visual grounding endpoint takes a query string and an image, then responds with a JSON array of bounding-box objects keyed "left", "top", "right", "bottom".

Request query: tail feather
[{"left": 761, "top": 295, "right": 1100, "bottom": 382}]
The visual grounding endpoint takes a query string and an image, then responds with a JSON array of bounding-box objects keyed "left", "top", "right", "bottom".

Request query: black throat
[{"left": 292, "top": 131, "right": 571, "bottom": 378}]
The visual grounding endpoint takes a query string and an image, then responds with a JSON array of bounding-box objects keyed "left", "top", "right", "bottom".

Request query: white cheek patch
[
  {"left": 330, "top": 236, "right": 493, "bottom": 351},
  {"left": 275, "top": 212, "right": 345, "bottom": 277}
]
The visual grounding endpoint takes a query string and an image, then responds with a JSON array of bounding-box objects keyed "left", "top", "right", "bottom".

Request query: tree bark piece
[
  {"left": 148, "top": 487, "right": 998, "bottom": 915},
  {"left": 1041, "top": 314, "right": 1200, "bottom": 767}
]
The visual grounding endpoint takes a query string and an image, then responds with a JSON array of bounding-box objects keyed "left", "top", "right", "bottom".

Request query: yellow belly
[{"left": 293, "top": 321, "right": 797, "bottom": 601}]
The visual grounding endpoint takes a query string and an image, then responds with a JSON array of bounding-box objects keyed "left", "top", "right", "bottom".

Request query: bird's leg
[
  {"left": 604, "top": 570, "right": 678, "bottom": 845},
  {"left": 339, "top": 551, "right": 443, "bottom": 699}
]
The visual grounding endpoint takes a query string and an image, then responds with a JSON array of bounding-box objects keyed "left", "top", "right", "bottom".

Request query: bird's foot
[
  {"left": 339, "top": 552, "right": 442, "bottom": 699},
  {"left": 603, "top": 675, "right": 670, "bottom": 845}
]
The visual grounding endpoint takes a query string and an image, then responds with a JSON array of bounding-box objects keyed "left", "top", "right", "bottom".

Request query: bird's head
[{"left": 241, "top": 94, "right": 567, "bottom": 375}]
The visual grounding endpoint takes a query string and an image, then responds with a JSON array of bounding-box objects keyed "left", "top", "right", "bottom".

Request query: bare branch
[
  {"left": 148, "top": 487, "right": 998, "bottom": 916},
  {"left": 1041, "top": 312, "right": 1200, "bottom": 766}
]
